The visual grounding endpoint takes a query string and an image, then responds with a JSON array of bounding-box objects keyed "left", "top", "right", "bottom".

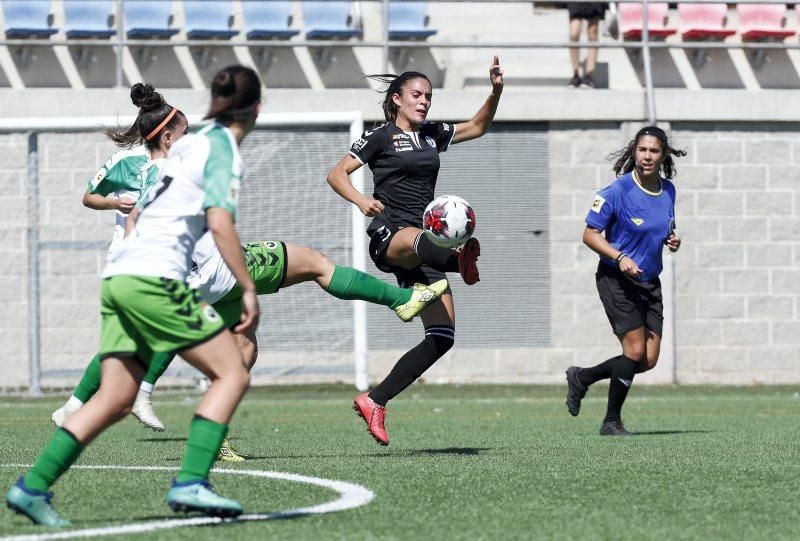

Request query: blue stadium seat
[
  {"left": 243, "top": 1, "right": 299, "bottom": 40},
  {"left": 303, "top": 1, "right": 362, "bottom": 40},
  {"left": 389, "top": 1, "right": 436, "bottom": 40},
  {"left": 2, "top": 0, "right": 57, "bottom": 38},
  {"left": 63, "top": 0, "right": 116, "bottom": 39},
  {"left": 124, "top": 0, "right": 178, "bottom": 39},
  {"left": 184, "top": 0, "right": 238, "bottom": 39}
]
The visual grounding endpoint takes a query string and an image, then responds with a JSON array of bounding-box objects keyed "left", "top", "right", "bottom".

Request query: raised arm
[
  {"left": 327, "top": 154, "right": 385, "bottom": 217},
  {"left": 206, "top": 208, "right": 259, "bottom": 334},
  {"left": 453, "top": 56, "right": 504, "bottom": 144}
]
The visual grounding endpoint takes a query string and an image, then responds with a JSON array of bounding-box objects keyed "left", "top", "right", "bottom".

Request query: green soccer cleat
[
  {"left": 6, "top": 477, "right": 70, "bottom": 527},
  {"left": 394, "top": 279, "right": 449, "bottom": 322},
  {"left": 216, "top": 437, "right": 245, "bottom": 462},
  {"left": 167, "top": 479, "right": 243, "bottom": 518}
]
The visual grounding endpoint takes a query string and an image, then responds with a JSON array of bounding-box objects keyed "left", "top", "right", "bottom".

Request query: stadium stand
[
  {"left": 738, "top": 3, "right": 796, "bottom": 41},
  {"left": 124, "top": 0, "right": 178, "bottom": 39},
  {"left": 183, "top": 0, "right": 238, "bottom": 39},
  {"left": 678, "top": 3, "right": 736, "bottom": 40},
  {"left": 618, "top": 2, "right": 677, "bottom": 40},
  {"left": 243, "top": 1, "right": 299, "bottom": 40},
  {"left": 303, "top": 1, "right": 362, "bottom": 40},
  {"left": 388, "top": 1, "right": 436, "bottom": 40},
  {"left": 63, "top": 0, "right": 116, "bottom": 39},
  {"left": 2, "top": 0, "right": 56, "bottom": 38}
]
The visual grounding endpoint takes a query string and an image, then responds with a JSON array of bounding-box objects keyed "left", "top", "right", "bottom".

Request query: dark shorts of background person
[
  {"left": 568, "top": 2, "right": 607, "bottom": 21},
  {"left": 368, "top": 222, "right": 447, "bottom": 289},
  {"left": 596, "top": 262, "right": 663, "bottom": 337}
]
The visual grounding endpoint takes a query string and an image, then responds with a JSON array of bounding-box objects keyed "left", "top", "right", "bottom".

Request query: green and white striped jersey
[
  {"left": 103, "top": 123, "right": 242, "bottom": 281},
  {"left": 88, "top": 146, "right": 164, "bottom": 258}
]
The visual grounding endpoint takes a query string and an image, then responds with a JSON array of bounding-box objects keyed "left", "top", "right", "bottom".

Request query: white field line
[{"left": 0, "top": 465, "right": 375, "bottom": 540}]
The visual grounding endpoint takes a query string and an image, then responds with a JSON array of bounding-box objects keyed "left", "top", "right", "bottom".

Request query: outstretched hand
[{"left": 490, "top": 55, "right": 504, "bottom": 94}]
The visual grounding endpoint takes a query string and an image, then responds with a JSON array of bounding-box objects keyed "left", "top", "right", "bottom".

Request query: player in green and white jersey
[
  {"left": 51, "top": 83, "right": 188, "bottom": 433},
  {"left": 6, "top": 66, "right": 262, "bottom": 526}
]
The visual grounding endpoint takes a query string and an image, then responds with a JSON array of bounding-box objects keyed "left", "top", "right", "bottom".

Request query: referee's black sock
[
  {"left": 577, "top": 356, "right": 620, "bottom": 387},
  {"left": 414, "top": 233, "right": 460, "bottom": 273},
  {"left": 603, "top": 356, "right": 638, "bottom": 423},
  {"left": 369, "top": 327, "right": 455, "bottom": 406}
]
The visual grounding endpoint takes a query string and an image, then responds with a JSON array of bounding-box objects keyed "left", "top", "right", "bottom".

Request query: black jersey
[{"left": 349, "top": 121, "right": 456, "bottom": 233}]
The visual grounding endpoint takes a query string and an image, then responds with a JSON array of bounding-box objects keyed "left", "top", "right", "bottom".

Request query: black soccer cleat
[
  {"left": 565, "top": 366, "right": 588, "bottom": 417},
  {"left": 599, "top": 420, "right": 632, "bottom": 436}
]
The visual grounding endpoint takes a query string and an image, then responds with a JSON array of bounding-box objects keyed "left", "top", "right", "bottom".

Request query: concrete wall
[{"left": 1, "top": 121, "right": 799, "bottom": 388}]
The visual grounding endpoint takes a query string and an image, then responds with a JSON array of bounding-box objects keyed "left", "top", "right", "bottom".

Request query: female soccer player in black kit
[
  {"left": 327, "top": 57, "right": 504, "bottom": 445},
  {"left": 565, "top": 126, "right": 686, "bottom": 436}
]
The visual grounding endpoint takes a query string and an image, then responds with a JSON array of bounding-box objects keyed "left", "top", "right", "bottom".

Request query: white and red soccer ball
[{"left": 423, "top": 195, "right": 476, "bottom": 249}]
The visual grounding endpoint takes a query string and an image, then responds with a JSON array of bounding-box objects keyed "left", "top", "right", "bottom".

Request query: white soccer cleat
[
  {"left": 50, "top": 399, "right": 82, "bottom": 427},
  {"left": 131, "top": 390, "right": 165, "bottom": 432}
]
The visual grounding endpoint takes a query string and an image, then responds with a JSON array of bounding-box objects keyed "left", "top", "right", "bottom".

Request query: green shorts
[
  {"left": 213, "top": 241, "right": 288, "bottom": 328},
  {"left": 100, "top": 275, "right": 225, "bottom": 365}
]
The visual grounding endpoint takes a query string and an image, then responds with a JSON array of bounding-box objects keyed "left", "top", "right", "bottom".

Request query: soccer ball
[{"left": 422, "top": 195, "right": 476, "bottom": 249}]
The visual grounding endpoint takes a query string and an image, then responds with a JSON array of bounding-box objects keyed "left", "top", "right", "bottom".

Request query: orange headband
[{"left": 144, "top": 107, "right": 178, "bottom": 141}]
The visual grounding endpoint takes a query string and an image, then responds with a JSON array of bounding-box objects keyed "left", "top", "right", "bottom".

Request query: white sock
[
  {"left": 139, "top": 381, "right": 154, "bottom": 395},
  {"left": 66, "top": 396, "right": 83, "bottom": 410}
]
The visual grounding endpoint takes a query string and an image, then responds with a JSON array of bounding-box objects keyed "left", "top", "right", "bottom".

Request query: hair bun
[
  {"left": 130, "top": 82, "right": 165, "bottom": 112},
  {"left": 212, "top": 70, "right": 237, "bottom": 97}
]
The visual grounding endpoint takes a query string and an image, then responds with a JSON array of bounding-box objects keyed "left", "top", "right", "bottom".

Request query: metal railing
[{"left": 1, "top": 0, "right": 797, "bottom": 124}]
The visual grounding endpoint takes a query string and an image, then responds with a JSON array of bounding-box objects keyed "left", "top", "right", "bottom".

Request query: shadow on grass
[
  {"left": 137, "top": 437, "right": 187, "bottom": 443},
  {"left": 632, "top": 430, "right": 712, "bottom": 436},
  {"left": 240, "top": 447, "right": 492, "bottom": 460}
]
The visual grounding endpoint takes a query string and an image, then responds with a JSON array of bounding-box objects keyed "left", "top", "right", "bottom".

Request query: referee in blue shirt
[{"left": 565, "top": 126, "right": 686, "bottom": 436}]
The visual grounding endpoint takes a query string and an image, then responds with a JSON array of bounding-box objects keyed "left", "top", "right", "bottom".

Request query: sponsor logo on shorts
[
  {"left": 263, "top": 241, "right": 278, "bottom": 249},
  {"left": 631, "top": 218, "right": 644, "bottom": 226},
  {"left": 202, "top": 303, "right": 221, "bottom": 323},
  {"left": 425, "top": 136, "right": 436, "bottom": 148},
  {"left": 443, "top": 123, "right": 450, "bottom": 132},
  {"left": 591, "top": 195, "right": 605, "bottom": 213}
]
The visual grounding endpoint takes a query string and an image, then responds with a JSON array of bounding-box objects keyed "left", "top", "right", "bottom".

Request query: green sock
[
  {"left": 143, "top": 352, "right": 175, "bottom": 386},
  {"left": 23, "top": 429, "right": 84, "bottom": 492},
  {"left": 325, "top": 266, "right": 412, "bottom": 309},
  {"left": 72, "top": 354, "right": 102, "bottom": 403},
  {"left": 176, "top": 416, "right": 228, "bottom": 483}
]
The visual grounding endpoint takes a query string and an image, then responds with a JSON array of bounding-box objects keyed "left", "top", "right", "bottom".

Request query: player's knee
[
  {"left": 625, "top": 344, "right": 646, "bottom": 362},
  {"left": 425, "top": 326, "right": 455, "bottom": 358},
  {"left": 307, "top": 248, "right": 334, "bottom": 277}
]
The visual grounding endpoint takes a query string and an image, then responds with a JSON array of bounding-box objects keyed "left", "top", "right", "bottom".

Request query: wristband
[{"left": 614, "top": 253, "right": 628, "bottom": 265}]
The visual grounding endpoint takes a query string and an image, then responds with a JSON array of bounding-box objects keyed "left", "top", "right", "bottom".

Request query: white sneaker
[
  {"left": 51, "top": 398, "right": 82, "bottom": 427},
  {"left": 131, "top": 390, "right": 165, "bottom": 431}
]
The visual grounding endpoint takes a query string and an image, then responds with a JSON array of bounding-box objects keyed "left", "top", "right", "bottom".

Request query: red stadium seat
[
  {"left": 737, "top": 4, "right": 796, "bottom": 41},
  {"left": 618, "top": 3, "right": 677, "bottom": 40},
  {"left": 678, "top": 3, "right": 736, "bottom": 40}
]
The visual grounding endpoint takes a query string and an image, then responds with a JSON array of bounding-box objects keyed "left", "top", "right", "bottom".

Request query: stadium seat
[
  {"left": 737, "top": 4, "right": 796, "bottom": 41},
  {"left": 618, "top": 3, "right": 677, "bottom": 40},
  {"left": 63, "top": 0, "right": 116, "bottom": 39},
  {"left": 303, "top": 1, "right": 362, "bottom": 40},
  {"left": 243, "top": 1, "right": 299, "bottom": 40},
  {"left": 2, "top": 0, "right": 57, "bottom": 38},
  {"left": 183, "top": 0, "right": 238, "bottom": 39},
  {"left": 124, "top": 0, "right": 178, "bottom": 39},
  {"left": 678, "top": 3, "right": 735, "bottom": 40},
  {"left": 389, "top": 1, "right": 437, "bottom": 40}
]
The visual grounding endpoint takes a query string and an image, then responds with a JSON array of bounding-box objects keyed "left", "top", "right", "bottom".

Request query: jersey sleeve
[
  {"left": 202, "top": 131, "right": 239, "bottom": 218},
  {"left": 665, "top": 180, "right": 677, "bottom": 232},
  {"left": 349, "top": 125, "right": 387, "bottom": 165},
  {"left": 87, "top": 151, "right": 142, "bottom": 197},
  {"left": 585, "top": 184, "right": 619, "bottom": 232},
  {"left": 429, "top": 122, "right": 456, "bottom": 153}
]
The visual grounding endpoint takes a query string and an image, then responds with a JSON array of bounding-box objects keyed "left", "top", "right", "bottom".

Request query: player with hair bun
[
  {"left": 565, "top": 126, "right": 685, "bottom": 436},
  {"left": 52, "top": 83, "right": 188, "bottom": 432},
  {"left": 327, "top": 56, "right": 504, "bottom": 446},
  {"left": 6, "top": 65, "right": 262, "bottom": 525}
]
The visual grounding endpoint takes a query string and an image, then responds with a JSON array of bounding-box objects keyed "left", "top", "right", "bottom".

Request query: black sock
[
  {"left": 577, "top": 356, "right": 620, "bottom": 387},
  {"left": 414, "top": 233, "right": 459, "bottom": 273},
  {"left": 369, "top": 326, "right": 455, "bottom": 406},
  {"left": 604, "top": 356, "right": 638, "bottom": 423}
]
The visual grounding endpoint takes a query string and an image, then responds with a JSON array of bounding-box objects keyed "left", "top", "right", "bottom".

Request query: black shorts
[
  {"left": 367, "top": 223, "right": 447, "bottom": 289},
  {"left": 568, "top": 2, "right": 607, "bottom": 20},
  {"left": 596, "top": 262, "right": 663, "bottom": 337}
]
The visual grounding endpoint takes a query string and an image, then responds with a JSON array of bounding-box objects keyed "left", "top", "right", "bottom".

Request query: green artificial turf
[{"left": 2, "top": 384, "right": 800, "bottom": 540}]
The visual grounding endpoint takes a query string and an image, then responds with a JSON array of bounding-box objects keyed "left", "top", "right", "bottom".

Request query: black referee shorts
[
  {"left": 367, "top": 223, "right": 447, "bottom": 289},
  {"left": 596, "top": 262, "right": 663, "bottom": 337}
]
